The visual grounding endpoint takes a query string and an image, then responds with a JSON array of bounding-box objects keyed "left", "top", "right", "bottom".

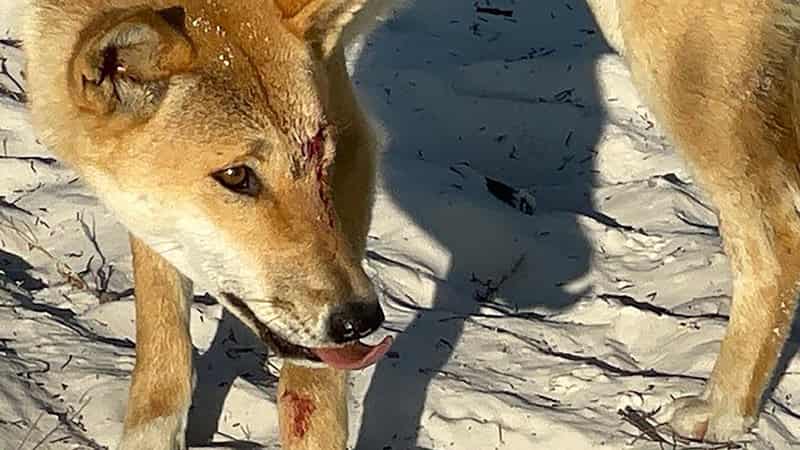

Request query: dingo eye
[{"left": 213, "top": 166, "right": 260, "bottom": 196}]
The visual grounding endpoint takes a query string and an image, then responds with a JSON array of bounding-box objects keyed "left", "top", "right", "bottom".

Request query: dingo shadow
[
  {"left": 187, "top": 307, "right": 277, "bottom": 447},
  {"left": 769, "top": 312, "right": 800, "bottom": 419},
  {"left": 350, "top": 1, "right": 611, "bottom": 448},
  {"left": 0, "top": 249, "right": 47, "bottom": 291}
]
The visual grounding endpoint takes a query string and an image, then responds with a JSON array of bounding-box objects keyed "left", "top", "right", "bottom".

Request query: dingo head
[{"left": 27, "top": 0, "right": 392, "bottom": 369}]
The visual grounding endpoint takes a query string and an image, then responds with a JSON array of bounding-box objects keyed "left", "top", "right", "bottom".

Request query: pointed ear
[
  {"left": 274, "top": 0, "right": 376, "bottom": 57},
  {"left": 70, "top": 6, "right": 195, "bottom": 118}
]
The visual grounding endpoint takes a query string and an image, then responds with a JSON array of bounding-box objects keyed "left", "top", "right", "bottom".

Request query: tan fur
[
  {"left": 587, "top": 0, "right": 800, "bottom": 442},
  {"left": 278, "top": 364, "right": 347, "bottom": 449},
  {"left": 122, "top": 236, "right": 193, "bottom": 450},
  {"left": 23, "top": 0, "right": 392, "bottom": 448}
]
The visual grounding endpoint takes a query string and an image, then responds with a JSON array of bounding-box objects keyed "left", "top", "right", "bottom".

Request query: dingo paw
[
  {"left": 118, "top": 413, "right": 187, "bottom": 450},
  {"left": 666, "top": 396, "right": 753, "bottom": 443}
]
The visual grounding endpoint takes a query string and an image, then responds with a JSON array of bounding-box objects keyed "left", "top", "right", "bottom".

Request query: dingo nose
[{"left": 328, "top": 301, "right": 385, "bottom": 344}]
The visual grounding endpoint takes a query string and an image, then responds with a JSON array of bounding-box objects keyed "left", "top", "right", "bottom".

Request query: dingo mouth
[{"left": 222, "top": 293, "right": 393, "bottom": 370}]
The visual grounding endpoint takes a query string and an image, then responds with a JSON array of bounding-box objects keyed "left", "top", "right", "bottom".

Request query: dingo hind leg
[
  {"left": 669, "top": 200, "right": 800, "bottom": 442},
  {"left": 668, "top": 56, "right": 800, "bottom": 441},
  {"left": 120, "top": 236, "right": 194, "bottom": 450},
  {"left": 586, "top": 2, "right": 800, "bottom": 441}
]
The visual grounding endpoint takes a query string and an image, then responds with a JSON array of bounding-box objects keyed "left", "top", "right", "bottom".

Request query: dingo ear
[
  {"left": 70, "top": 6, "right": 194, "bottom": 118},
  {"left": 274, "top": 0, "right": 374, "bottom": 57}
]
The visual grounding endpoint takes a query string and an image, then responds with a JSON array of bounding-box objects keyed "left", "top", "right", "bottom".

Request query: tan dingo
[
  {"left": 587, "top": 0, "right": 800, "bottom": 443},
  {"left": 23, "top": 1, "right": 395, "bottom": 449},
  {"left": 25, "top": 0, "right": 800, "bottom": 446}
]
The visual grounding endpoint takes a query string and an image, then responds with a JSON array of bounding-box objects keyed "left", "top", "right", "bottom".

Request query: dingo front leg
[
  {"left": 279, "top": 363, "right": 347, "bottom": 450},
  {"left": 120, "top": 236, "right": 194, "bottom": 450}
]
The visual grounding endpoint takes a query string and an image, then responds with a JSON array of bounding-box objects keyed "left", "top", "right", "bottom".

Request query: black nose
[{"left": 328, "top": 301, "right": 385, "bottom": 344}]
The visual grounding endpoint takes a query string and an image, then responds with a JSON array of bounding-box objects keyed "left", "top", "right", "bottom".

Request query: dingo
[
  {"left": 24, "top": 1, "right": 394, "bottom": 449},
  {"left": 588, "top": 0, "right": 800, "bottom": 443}
]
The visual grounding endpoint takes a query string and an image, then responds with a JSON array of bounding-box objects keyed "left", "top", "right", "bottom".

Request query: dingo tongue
[{"left": 312, "top": 336, "right": 393, "bottom": 370}]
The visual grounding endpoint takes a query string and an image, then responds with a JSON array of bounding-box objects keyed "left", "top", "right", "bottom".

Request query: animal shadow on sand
[
  {"left": 350, "top": 2, "right": 800, "bottom": 448},
  {"left": 351, "top": 1, "right": 611, "bottom": 448},
  {"left": 187, "top": 307, "right": 277, "bottom": 448}
]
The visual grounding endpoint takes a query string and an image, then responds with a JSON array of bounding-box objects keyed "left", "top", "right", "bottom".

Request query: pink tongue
[{"left": 312, "top": 336, "right": 394, "bottom": 370}]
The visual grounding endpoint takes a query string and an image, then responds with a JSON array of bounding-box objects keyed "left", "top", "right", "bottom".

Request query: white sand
[{"left": 1, "top": 1, "right": 798, "bottom": 449}]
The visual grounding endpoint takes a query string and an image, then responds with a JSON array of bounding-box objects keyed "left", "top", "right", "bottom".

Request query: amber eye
[{"left": 212, "top": 166, "right": 260, "bottom": 196}]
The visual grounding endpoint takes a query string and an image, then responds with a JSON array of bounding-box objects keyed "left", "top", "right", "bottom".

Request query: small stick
[
  {"left": 15, "top": 411, "right": 46, "bottom": 450},
  {"left": 476, "top": 7, "right": 514, "bottom": 17}
]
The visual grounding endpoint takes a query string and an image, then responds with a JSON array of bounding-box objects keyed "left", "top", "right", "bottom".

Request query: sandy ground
[{"left": 1, "top": 1, "right": 799, "bottom": 449}]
